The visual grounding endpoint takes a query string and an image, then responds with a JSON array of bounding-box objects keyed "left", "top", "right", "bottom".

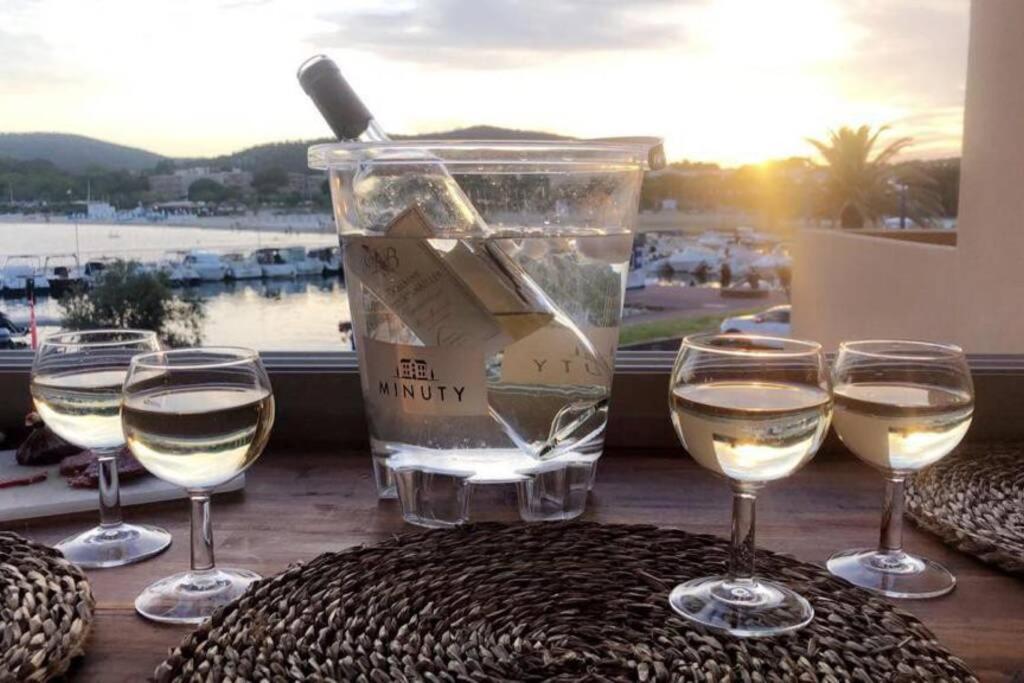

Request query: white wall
[{"left": 793, "top": 0, "right": 1024, "bottom": 354}]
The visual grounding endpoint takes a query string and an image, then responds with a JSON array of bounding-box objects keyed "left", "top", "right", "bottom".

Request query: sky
[{"left": 0, "top": 0, "right": 968, "bottom": 166}]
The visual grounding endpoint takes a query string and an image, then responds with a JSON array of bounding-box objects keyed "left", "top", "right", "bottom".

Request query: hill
[
  {"left": 0, "top": 133, "right": 166, "bottom": 173},
  {"left": 0, "top": 126, "right": 572, "bottom": 175},
  {"left": 188, "top": 125, "right": 571, "bottom": 174}
]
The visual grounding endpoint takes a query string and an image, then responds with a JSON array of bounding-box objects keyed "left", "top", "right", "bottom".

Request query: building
[
  {"left": 85, "top": 201, "right": 117, "bottom": 220},
  {"left": 148, "top": 173, "right": 188, "bottom": 201},
  {"left": 148, "top": 167, "right": 254, "bottom": 201},
  {"left": 792, "top": 0, "right": 1020, "bottom": 354},
  {"left": 209, "top": 170, "right": 253, "bottom": 192},
  {"left": 287, "top": 172, "right": 322, "bottom": 199}
]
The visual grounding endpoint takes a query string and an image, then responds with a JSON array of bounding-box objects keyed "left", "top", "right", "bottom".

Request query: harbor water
[{"left": 0, "top": 220, "right": 350, "bottom": 350}]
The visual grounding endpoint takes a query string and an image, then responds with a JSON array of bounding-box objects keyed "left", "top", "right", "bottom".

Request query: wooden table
[{"left": 3, "top": 450, "right": 1022, "bottom": 682}]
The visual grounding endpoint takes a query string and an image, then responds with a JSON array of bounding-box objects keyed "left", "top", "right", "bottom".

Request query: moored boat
[
  {"left": 668, "top": 246, "right": 722, "bottom": 272},
  {"left": 43, "top": 254, "right": 85, "bottom": 294},
  {"left": 222, "top": 252, "right": 263, "bottom": 280},
  {"left": 182, "top": 250, "right": 229, "bottom": 282},
  {"left": 281, "top": 246, "right": 324, "bottom": 276},
  {"left": 307, "top": 246, "right": 342, "bottom": 275},
  {"left": 2, "top": 256, "right": 50, "bottom": 296},
  {"left": 252, "top": 248, "right": 298, "bottom": 279}
]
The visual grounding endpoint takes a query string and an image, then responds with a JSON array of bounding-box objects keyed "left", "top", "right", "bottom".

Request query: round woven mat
[
  {"left": 156, "top": 523, "right": 975, "bottom": 682},
  {"left": 907, "top": 443, "right": 1024, "bottom": 575},
  {"left": 0, "top": 532, "right": 94, "bottom": 682}
]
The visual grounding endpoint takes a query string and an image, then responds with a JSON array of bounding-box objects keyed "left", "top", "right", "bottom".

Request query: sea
[{"left": 0, "top": 220, "right": 350, "bottom": 350}]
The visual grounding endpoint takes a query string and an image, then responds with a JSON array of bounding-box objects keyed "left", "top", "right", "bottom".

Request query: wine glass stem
[
  {"left": 878, "top": 475, "right": 906, "bottom": 555},
  {"left": 96, "top": 449, "right": 123, "bottom": 528},
  {"left": 729, "top": 484, "right": 759, "bottom": 583},
  {"left": 190, "top": 494, "right": 215, "bottom": 572}
]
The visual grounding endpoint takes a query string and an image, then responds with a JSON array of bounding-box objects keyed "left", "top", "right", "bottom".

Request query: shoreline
[{"left": 0, "top": 213, "right": 335, "bottom": 235}]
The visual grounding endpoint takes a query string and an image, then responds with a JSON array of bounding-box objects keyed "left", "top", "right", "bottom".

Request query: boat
[
  {"left": 252, "top": 248, "right": 298, "bottom": 279},
  {"left": 626, "top": 239, "right": 646, "bottom": 290},
  {"left": 736, "top": 226, "right": 776, "bottom": 246},
  {"left": 751, "top": 246, "right": 792, "bottom": 274},
  {"left": 182, "top": 250, "right": 228, "bottom": 282},
  {"left": 281, "top": 246, "right": 324, "bottom": 276},
  {"left": 307, "top": 246, "right": 342, "bottom": 275},
  {"left": 697, "top": 232, "right": 730, "bottom": 249},
  {"left": 222, "top": 253, "right": 263, "bottom": 280},
  {"left": 156, "top": 253, "right": 201, "bottom": 286},
  {"left": 667, "top": 246, "right": 722, "bottom": 272},
  {"left": 82, "top": 259, "right": 111, "bottom": 286},
  {"left": 43, "top": 254, "right": 85, "bottom": 294},
  {"left": 720, "top": 245, "right": 758, "bottom": 278},
  {"left": 646, "top": 256, "right": 673, "bottom": 272},
  {"left": 2, "top": 256, "right": 50, "bottom": 296}
]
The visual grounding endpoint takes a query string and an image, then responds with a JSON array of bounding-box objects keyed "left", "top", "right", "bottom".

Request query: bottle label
[
  {"left": 360, "top": 337, "right": 488, "bottom": 416},
  {"left": 500, "top": 326, "right": 619, "bottom": 386},
  {"left": 342, "top": 207, "right": 505, "bottom": 348}
]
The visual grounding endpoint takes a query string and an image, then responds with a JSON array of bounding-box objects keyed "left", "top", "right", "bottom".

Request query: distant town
[{"left": 0, "top": 129, "right": 960, "bottom": 234}]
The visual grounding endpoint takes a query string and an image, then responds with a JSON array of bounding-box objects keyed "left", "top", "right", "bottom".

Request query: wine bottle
[
  {"left": 297, "top": 55, "right": 612, "bottom": 459},
  {"left": 298, "top": 55, "right": 388, "bottom": 142}
]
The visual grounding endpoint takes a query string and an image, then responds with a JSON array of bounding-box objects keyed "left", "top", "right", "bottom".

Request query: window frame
[{"left": 2, "top": 351, "right": 1022, "bottom": 451}]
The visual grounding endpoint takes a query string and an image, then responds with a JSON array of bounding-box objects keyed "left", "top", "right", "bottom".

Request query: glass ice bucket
[{"left": 310, "top": 141, "right": 646, "bottom": 527}]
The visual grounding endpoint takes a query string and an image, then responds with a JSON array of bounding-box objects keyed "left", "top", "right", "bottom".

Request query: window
[{"left": 0, "top": 0, "right": 970, "bottom": 358}]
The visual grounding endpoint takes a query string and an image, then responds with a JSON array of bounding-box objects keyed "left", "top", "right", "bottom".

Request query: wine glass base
[
  {"left": 827, "top": 548, "right": 956, "bottom": 599},
  {"left": 55, "top": 523, "right": 172, "bottom": 569},
  {"left": 668, "top": 575, "right": 814, "bottom": 637},
  {"left": 135, "top": 568, "right": 261, "bottom": 624}
]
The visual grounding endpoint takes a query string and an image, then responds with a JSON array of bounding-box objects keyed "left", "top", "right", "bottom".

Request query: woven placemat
[
  {"left": 156, "top": 523, "right": 974, "bottom": 682},
  {"left": 0, "top": 532, "right": 94, "bottom": 682},
  {"left": 907, "top": 443, "right": 1024, "bottom": 575}
]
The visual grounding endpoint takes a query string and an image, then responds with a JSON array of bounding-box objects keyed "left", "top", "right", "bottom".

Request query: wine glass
[
  {"left": 31, "top": 329, "right": 171, "bottom": 568},
  {"left": 122, "top": 346, "right": 274, "bottom": 623},
  {"left": 827, "top": 340, "right": 973, "bottom": 598},
  {"left": 668, "top": 333, "right": 832, "bottom": 637}
]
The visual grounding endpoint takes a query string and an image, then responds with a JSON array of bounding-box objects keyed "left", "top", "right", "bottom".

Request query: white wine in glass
[
  {"left": 31, "top": 330, "right": 171, "bottom": 569},
  {"left": 668, "top": 333, "right": 832, "bottom": 637},
  {"left": 123, "top": 385, "right": 274, "bottom": 490},
  {"left": 671, "top": 382, "right": 832, "bottom": 483},
  {"left": 123, "top": 347, "right": 274, "bottom": 624},
  {"left": 827, "top": 340, "right": 973, "bottom": 599}
]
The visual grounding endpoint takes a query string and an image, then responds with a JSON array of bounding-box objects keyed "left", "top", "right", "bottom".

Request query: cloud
[
  {"left": 0, "top": 29, "right": 63, "bottom": 93},
  {"left": 313, "top": 0, "right": 702, "bottom": 67},
  {"left": 841, "top": 0, "right": 968, "bottom": 107}
]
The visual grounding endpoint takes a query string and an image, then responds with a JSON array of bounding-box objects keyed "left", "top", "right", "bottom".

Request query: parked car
[
  {"left": 719, "top": 304, "right": 791, "bottom": 336},
  {"left": 0, "top": 312, "right": 25, "bottom": 336}
]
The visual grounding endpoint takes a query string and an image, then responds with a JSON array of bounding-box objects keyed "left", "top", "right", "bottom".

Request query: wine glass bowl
[
  {"left": 827, "top": 339, "right": 973, "bottom": 599},
  {"left": 123, "top": 347, "right": 275, "bottom": 624},
  {"left": 668, "top": 333, "right": 832, "bottom": 637},
  {"left": 31, "top": 329, "right": 171, "bottom": 568}
]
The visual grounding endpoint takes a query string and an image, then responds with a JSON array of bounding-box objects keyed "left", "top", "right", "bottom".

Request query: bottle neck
[{"left": 358, "top": 118, "right": 390, "bottom": 143}]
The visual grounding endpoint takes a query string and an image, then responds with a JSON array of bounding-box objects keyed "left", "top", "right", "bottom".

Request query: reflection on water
[
  {"left": 197, "top": 277, "right": 352, "bottom": 351},
  {"left": 1, "top": 275, "right": 353, "bottom": 351}
]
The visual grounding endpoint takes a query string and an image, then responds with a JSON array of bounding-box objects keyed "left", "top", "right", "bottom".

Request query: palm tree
[{"left": 807, "top": 125, "right": 941, "bottom": 229}]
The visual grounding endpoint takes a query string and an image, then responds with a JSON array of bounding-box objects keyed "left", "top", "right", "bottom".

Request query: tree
[
  {"left": 252, "top": 167, "right": 289, "bottom": 198},
  {"left": 59, "top": 260, "right": 204, "bottom": 347},
  {"left": 188, "top": 178, "right": 228, "bottom": 203},
  {"left": 806, "top": 125, "right": 941, "bottom": 229},
  {"left": 153, "top": 159, "right": 177, "bottom": 174}
]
